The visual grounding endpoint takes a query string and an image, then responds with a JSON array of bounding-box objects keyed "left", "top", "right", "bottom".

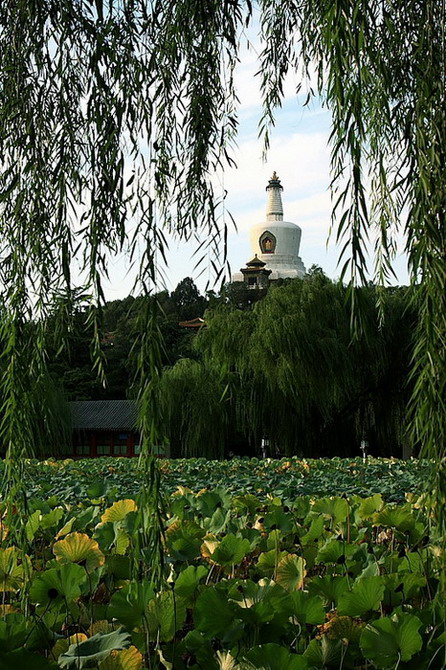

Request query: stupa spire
[{"left": 266, "top": 172, "right": 284, "bottom": 222}]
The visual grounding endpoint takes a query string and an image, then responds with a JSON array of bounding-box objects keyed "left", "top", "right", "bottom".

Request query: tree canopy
[{"left": 153, "top": 273, "right": 415, "bottom": 459}]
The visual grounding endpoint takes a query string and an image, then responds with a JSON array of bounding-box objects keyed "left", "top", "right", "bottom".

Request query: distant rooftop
[{"left": 70, "top": 400, "right": 137, "bottom": 431}]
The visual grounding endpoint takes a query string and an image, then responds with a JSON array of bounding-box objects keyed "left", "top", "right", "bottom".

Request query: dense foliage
[
  {"left": 45, "top": 278, "right": 207, "bottom": 401},
  {"left": 0, "top": 467, "right": 443, "bottom": 668},
  {"left": 0, "top": 457, "right": 431, "bottom": 504},
  {"left": 153, "top": 273, "right": 416, "bottom": 458}
]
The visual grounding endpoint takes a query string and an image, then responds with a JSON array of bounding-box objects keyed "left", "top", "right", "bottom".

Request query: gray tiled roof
[{"left": 70, "top": 400, "right": 138, "bottom": 431}]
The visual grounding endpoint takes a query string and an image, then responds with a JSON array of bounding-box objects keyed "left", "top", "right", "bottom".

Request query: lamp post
[
  {"left": 360, "top": 439, "right": 368, "bottom": 462},
  {"left": 261, "top": 437, "right": 270, "bottom": 459}
]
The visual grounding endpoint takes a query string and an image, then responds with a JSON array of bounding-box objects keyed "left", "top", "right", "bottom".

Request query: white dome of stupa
[{"left": 233, "top": 173, "right": 306, "bottom": 282}]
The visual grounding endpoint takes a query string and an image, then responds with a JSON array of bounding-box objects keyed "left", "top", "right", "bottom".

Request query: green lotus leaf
[
  {"left": 174, "top": 565, "right": 208, "bottom": 603},
  {"left": 275, "top": 555, "right": 306, "bottom": 592},
  {"left": 244, "top": 643, "right": 308, "bottom": 669},
  {"left": 211, "top": 534, "right": 251, "bottom": 568},
  {"left": 307, "top": 575, "right": 350, "bottom": 606},
  {"left": 360, "top": 613, "right": 423, "bottom": 667},
  {"left": 58, "top": 628, "right": 131, "bottom": 669},
  {"left": 257, "top": 549, "right": 288, "bottom": 578},
  {"left": 165, "top": 520, "right": 205, "bottom": 561},
  {"left": 25, "top": 510, "right": 42, "bottom": 542},
  {"left": 263, "top": 508, "right": 294, "bottom": 532},
  {"left": 29, "top": 563, "right": 86, "bottom": 606},
  {"left": 147, "top": 590, "right": 186, "bottom": 643},
  {"left": 280, "top": 590, "right": 326, "bottom": 625},
  {"left": 0, "top": 614, "right": 30, "bottom": 654},
  {"left": 372, "top": 506, "right": 415, "bottom": 532},
  {"left": 233, "top": 494, "right": 262, "bottom": 514},
  {"left": 316, "top": 538, "right": 356, "bottom": 564},
  {"left": 109, "top": 580, "right": 155, "bottom": 629},
  {"left": 300, "top": 516, "right": 325, "bottom": 544},
  {"left": 40, "top": 507, "right": 65, "bottom": 530},
  {"left": 337, "top": 576, "right": 385, "bottom": 617},
  {"left": 303, "top": 638, "right": 345, "bottom": 668},
  {"left": 194, "top": 586, "right": 239, "bottom": 639},
  {"left": 357, "top": 494, "right": 383, "bottom": 520},
  {"left": 311, "top": 497, "right": 349, "bottom": 525},
  {"left": 105, "top": 555, "right": 132, "bottom": 580}
]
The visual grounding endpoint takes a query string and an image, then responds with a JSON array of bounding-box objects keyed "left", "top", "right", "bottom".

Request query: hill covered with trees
[{"left": 44, "top": 270, "right": 416, "bottom": 460}]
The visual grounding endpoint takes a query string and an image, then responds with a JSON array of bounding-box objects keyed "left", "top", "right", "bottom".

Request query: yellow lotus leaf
[
  {"left": 98, "top": 646, "right": 143, "bottom": 670},
  {"left": 53, "top": 532, "right": 105, "bottom": 572},
  {"left": 0, "top": 605, "right": 16, "bottom": 615},
  {"left": 114, "top": 528, "right": 130, "bottom": 555},
  {"left": 101, "top": 499, "right": 137, "bottom": 524},
  {"left": 0, "top": 519, "right": 8, "bottom": 542},
  {"left": 172, "top": 486, "right": 192, "bottom": 497},
  {"left": 0, "top": 547, "right": 31, "bottom": 592},
  {"left": 52, "top": 633, "right": 88, "bottom": 659},
  {"left": 200, "top": 534, "right": 219, "bottom": 562},
  {"left": 88, "top": 620, "right": 112, "bottom": 637}
]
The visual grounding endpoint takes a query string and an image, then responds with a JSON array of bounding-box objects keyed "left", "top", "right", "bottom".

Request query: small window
[
  {"left": 77, "top": 445, "right": 90, "bottom": 456},
  {"left": 113, "top": 444, "right": 128, "bottom": 456},
  {"left": 248, "top": 277, "right": 257, "bottom": 286},
  {"left": 134, "top": 443, "right": 141, "bottom": 455},
  {"left": 97, "top": 444, "right": 111, "bottom": 456}
]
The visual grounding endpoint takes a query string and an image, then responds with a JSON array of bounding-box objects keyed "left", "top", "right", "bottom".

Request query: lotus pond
[
  {"left": 6, "top": 456, "right": 433, "bottom": 504},
  {"left": 0, "top": 458, "right": 444, "bottom": 669}
]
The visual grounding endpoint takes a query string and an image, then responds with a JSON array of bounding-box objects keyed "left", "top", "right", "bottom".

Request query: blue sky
[{"left": 102, "top": 28, "right": 409, "bottom": 300}]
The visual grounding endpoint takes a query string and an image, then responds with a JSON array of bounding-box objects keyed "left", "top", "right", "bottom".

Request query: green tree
[{"left": 159, "top": 274, "right": 415, "bottom": 458}]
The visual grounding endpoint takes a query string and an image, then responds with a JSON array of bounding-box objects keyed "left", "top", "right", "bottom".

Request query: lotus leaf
[
  {"left": 194, "top": 586, "right": 240, "bottom": 639},
  {"left": 0, "top": 548, "right": 31, "bottom": 592},
  {"left": 109, "top": 580, "right": 155, "bottom": 629},
  {"left": 101, "top": 499, "right": 137, "bottom": 524},
  {"left": 312, "top": 497, "right": 349, "bottom": 525},
  {"left": 25, "top": 510, "right": 42, "bottom": 542},
  {"left": 58, "top": 628, "right": 131, "bottom": 669},
  {"left": 256, "top": 549, "right": 288, "bottom": 578},
  {"left": 303, "top": 638, "right": 345, "bottom": 668},
  {"left": 52, "top": 634, "right": 89, "bottom": 660},
  {"left": 174, "top": 564, "right": 208, "bottom": 603},
  {"left": 244, "top": 643, "right": 308, "bottom": 669},
  {"left": 147, "top": 590, "right": 186, "bottom": 642},
  {"left": 337, "top": 576, "right": 385, "bottom": 616},
  {"left": 372, "top": 506, "right": 415, "bottom": 532},
  {"left": 357, "top": 494, "right": 383, "bottom": 520},
  {"left": 211, "top": 534, "right": 251, "bottom": 568},
  {"left": 0, "top": 613, "right": 30, "bottom": 653},
  {"left": 29, "top": 563, "right": 86, "bottom": 606},
  {"left": 53, "top": 532, "right": 105, "bottom": 572},
  {"left": 0, "top": 648, "right": 57, "bottom": 669},
  {"left": 166, "top": 520, "right": 205, "bottom": 561},
  {"left": 360, "top": 613, "right": 423, "bottom": 667},
  {"left": 98, "top": 645, "right": 143, "bottom": 670},
  {"left": 307, "top": 575, "right": 350, "bottom": 606},
  {"left": 279, "top": 590, "right": 326, "bottom": 625},
  {"left": 300, "top": 516, "right": 325, "bottom": 544},
  {"left": 275, "top": 554, "right": 306, "bottom": 591}
]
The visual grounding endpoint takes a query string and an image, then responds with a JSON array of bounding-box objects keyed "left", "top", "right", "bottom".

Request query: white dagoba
[{"left": 233, "top": 172, "right": 306, "bottom": 282}]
